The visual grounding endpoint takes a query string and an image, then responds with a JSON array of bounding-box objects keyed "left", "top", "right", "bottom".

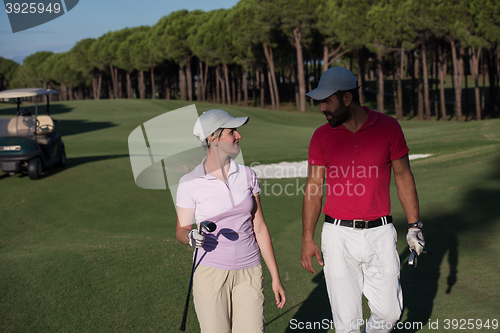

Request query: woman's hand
[{"left": 272, "top": 279, "right": 286, "bottom": 309}]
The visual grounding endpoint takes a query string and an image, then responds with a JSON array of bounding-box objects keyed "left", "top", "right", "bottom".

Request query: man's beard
[{"left": 325, "top": 103, "right": 352, "bottom": 128}]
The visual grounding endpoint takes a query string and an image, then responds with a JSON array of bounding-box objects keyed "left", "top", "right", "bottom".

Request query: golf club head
[
  {"left": 408, "top": 249, "right": 417, "bottom": 268},
  {"left": 199, "top": 221, "right": 216, "bottom": 234}
]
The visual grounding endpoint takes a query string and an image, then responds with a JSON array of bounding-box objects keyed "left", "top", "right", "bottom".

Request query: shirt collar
[
  {"left": 331, "top": 106, "right": 379, "bottom": 133},
  {"left": 192, "top": 157, "right": 240, "bottom": 180}
]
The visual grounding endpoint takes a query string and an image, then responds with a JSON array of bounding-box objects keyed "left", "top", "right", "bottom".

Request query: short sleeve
[
  {"left": 389, "top": 120, "right": 409, "bottom": 161},
  {"left": 248, "top": 167, "right": 261, "bottom": 195},
  {"left": 308, "top": 129, "right": 327, "bottom": 166},
  {"left": 176, "top": 177, "right": 196, "bottom": 209}
]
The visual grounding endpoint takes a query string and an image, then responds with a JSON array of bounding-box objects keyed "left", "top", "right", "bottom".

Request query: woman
[{"left": 176, "top": 109, "right": 285, "bottom": 333}]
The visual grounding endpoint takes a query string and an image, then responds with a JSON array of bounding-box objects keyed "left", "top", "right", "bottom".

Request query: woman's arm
[
  {"left": 252, "top": 194, "right": 286, "bottom": 309},
  {"left": 176, "top": 207, "right": 195, "bottom": 245}
]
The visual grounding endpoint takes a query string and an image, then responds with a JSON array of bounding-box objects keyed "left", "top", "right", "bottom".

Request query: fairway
[{"left": 1, "top": 99, "right": 499, "bottom": 332}]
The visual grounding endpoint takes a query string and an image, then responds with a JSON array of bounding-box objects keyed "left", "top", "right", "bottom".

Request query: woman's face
[{"left": 215, "top": 128, "right": 242, "bottom": 155}]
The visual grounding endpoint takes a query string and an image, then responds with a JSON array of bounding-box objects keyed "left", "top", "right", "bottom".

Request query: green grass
[{"left": 1, "top": 99, "right": 499, "bottom": 332}]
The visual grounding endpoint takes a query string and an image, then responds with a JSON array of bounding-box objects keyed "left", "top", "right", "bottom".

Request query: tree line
[{"left": 1, "top": 0, "right": 499, "bottom": 121}]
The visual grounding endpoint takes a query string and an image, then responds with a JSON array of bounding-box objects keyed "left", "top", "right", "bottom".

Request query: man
[{"left": 300, "top": 67, "right": 425, "bottom": 333}]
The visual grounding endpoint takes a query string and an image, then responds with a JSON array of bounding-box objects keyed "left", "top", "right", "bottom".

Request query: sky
[{"left": 0, "top": 0, "right": 240, "bottom": 64}]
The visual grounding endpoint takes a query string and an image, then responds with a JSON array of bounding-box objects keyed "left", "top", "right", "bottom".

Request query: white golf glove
[
  {"left": 407, "top": 228, "right": 425, "bottom": 255},
  {"left": 187, "top": 229, "right": 204, "bottom": 249}
]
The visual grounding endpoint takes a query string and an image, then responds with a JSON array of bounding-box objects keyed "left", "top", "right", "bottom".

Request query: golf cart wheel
[
  {"left": 57, "top": 147, "right": 66, "bottom": 168},
  {"left": 28, "top": 157, "right": 42, "bottom": 180}
]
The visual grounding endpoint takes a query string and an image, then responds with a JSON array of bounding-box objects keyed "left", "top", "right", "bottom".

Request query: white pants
[{"left": 321, "top": 222, "right": 402, "bottom": 333}]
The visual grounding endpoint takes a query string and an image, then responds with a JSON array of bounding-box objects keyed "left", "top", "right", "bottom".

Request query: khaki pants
[{"left": 193, "top": 264, "right": 265, "bottom": 333}]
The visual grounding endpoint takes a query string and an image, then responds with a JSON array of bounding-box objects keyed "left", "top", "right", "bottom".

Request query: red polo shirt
[{"left": 308, "top": 107, "right": 409, "bottom": 220}]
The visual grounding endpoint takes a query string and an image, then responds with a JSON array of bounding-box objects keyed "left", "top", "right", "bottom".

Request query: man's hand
[
  {"left": 407, "top": 228, "right": 425, "bottom": 255},
  {"left": 301, "top": 239, "right": 323, "bottom": 274},
  {"left": 187, "top": 229, "right": 204, "bottom": 248}
]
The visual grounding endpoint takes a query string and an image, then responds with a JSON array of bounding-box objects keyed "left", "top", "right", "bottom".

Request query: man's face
[{"left": 319, "top": 93, "right": 352, "bottom": 128}]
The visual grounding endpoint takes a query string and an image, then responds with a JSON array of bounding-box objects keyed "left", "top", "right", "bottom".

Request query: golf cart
[{"left": 0, "top": 88, "right": 66, "bottom": 180}]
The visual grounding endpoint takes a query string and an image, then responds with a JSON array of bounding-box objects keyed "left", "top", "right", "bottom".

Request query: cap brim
[
  {"left": 220, "top": 116, "right": 249, "bottom": 129},
  {"left": 305, "top": 88, "right": 336, "bottom": 101}
]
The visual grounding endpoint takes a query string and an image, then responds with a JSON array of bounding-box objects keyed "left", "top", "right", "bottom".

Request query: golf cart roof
[{"left": 0, "top": 88, "right": 57, "bottom": 99}]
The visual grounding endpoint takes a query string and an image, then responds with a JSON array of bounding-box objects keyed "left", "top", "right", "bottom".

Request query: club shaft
[{"left": 180, "top": 229, "right": 204, "bottom": 331}]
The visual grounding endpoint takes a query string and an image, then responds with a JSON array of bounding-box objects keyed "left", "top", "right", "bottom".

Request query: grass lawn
[{"left": 1, "top": 99, "right": 499, "bottom": 332}]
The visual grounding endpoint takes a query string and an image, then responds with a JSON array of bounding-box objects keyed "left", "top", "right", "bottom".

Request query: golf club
[
  {"left": 408, "top": 249, "right": 433, "bottom": 269},
  {"left": 180, "top": 221, "right": 217, "bottom": 331}
]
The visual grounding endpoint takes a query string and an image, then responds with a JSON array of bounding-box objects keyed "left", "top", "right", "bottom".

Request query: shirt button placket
[{"left": 354, "top": 134, "right": 361, "bottom": 156}]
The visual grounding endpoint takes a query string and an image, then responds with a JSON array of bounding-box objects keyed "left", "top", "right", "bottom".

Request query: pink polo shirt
[
  {"left": 176, "top": 158, "right": 261, "bottom": 270},
  {"left": 308, "top": 107, "right": 409, "bottom": 220}
]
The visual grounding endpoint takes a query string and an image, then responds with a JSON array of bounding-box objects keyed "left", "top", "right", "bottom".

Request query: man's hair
[{"left": 334, "top": 87, "right": 360, "bottom": 105}]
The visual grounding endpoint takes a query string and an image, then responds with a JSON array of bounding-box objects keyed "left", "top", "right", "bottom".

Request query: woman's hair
[{"left": 204, "top": 128, "right": 225, "bottom": 149}]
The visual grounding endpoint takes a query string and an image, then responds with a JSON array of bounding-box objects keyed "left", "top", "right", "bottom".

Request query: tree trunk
[
  {"left": 262, "top": 42, "right": 280, "bottom": 110},
  {"left": 410, "top": 52, "right": 415, "bottom": 118},
  {"left": 293, "top": 25, "right": 307, "bottom": 112},
  {"left": 186, "top": 55, "right": 193, "bottom": 102},
  {"left": 126, "top": 72, "right": 133, "bottom": 98},
  {"left": 268, "top": 68, "right": 276, "bottom": 109},
  {"left": 323, "top": 43, "right": 349, "bottom": 73},
  {"left": 260, "top": 70, "right": 265, "bottom": 109},
  {"left": 60, "top": 83, "right": 67, "bottom": 101},
  {"left": 358, "top": 48, "right": 366, "bottom": 105},
  {"left": 196, "top": 60, "right": 202, "bottom": 101},
  {"left": 118, "top": 70, "right": 122, "bottom": 98},
  {"left": 150, "top": 66, "right": 156, "bottom": 99},
  {"left": 164, "top": 72, "right": 171, "bottom": 100},
  {"left": 433, "top": 46, "right": 439, "bottom": 119},
  {"left": 393, "top": 50, "right": 403, "bottom": 120},
  {"left": 438, "top": 43, "right": 447, "bottom": 121},
  {"left": 179, "top": 67, "right": 187, "bottom": 101},
  {"left": 398, "top": 47, "right": 404, "bottom": 119},
  {"left": 323, "top": 44, "right": 330, "bottom": 73},
  {"left": 243, "top": 70, "right": 248, "bottom": 107},
  {"left": 450, "top": 39, "right": 463, "bottom": 121},
  {"left": 392, "top": 70, "right": 399, "bottom": 118},
  {"left": 203, "top": 61, "right": 208, "bottom": 102},
  {"left": 375, "top": 51, "right": 384, "bottom": 113},
  {"left": 470, "top": 47, "right": 482, "bottom": 120},
  {"left": 422, "top": 43, "right": 431, "bottom": 120},
  {"left": 215, "top": 66, "right": 221, "bottom": 104},
  {"left": 417, "top": 51, "right": 425, "bottom": 120},
  {"left": 138, "top": 70, "right": 146, "bottom": 99},
  {"left": 109, "top": 65, "right": 120, "bottom": 99},
  {"left": 232, "top": 69, "right": 237, "bottom": 105},
  {"left": 486, "top": 46, "right": 498, "bottom": 117},
  {"left": 223, "top": 63, "right": 231, "bottom": 105},
  {"left": 92, "top": 72, "right": 101, "bottom": 100}
]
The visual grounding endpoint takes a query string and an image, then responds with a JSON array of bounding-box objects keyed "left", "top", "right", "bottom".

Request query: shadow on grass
[
  {"left": 0, "top": 103, "right": 73, "bottom": 116},
  {"left": 286, "top": 155, "right": 500, "bottom": 332},
  {"left": 283, "top": 271, "right": 332, "bottom": 332},
  {"left": 47, "top": 154, "right": 130, "bottom": 176},
  {"left": 0, "top": 104, "right": 117, "bottom": 137},
  {"left": 0, "top": 154, "right": 129, "bottom": 180},
  {"left": 398, "top": 155, "right": 500, "bottom": 332},
  {"left": 56, "top": 119, "right": 117, "bottom": 137}
]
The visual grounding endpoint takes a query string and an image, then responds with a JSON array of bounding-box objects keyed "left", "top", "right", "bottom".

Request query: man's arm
[
  {"left": 392, "top": 154, "right": 420, "bottom": 224},
  {"left": 301, "top": 163, "right": 325, "bottom": 274}
]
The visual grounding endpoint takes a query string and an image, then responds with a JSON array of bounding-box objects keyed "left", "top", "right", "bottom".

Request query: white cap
[
  {"left": 306, "top": 67, "right": 357, "bottom": 100},
  {"left": 193, "top": 109, "right": 249, "bottom": 141}
]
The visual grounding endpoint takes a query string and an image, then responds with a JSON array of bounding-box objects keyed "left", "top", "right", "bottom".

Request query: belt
[{"left": 325, "top": 214, "right": 392, "bottom": 229}]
